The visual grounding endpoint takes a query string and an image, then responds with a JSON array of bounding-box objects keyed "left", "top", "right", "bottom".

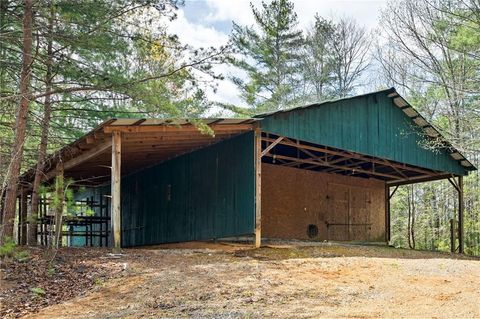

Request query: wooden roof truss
[{"left": 260, "top": 132, "right": 452, "bottom": 185}]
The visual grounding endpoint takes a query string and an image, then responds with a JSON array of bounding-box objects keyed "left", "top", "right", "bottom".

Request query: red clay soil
[{"left": 2, "top": 242, "right": 480, "bottom": 319}]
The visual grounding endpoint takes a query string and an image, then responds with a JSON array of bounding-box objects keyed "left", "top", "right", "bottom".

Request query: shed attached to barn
[{"left": 18, "top": 88, "right": 476, "bottom": 252}]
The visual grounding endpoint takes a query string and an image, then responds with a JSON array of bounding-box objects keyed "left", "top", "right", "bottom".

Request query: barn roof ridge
[{"left": 253, "top": 87, "right": 397, "bottom": 118}]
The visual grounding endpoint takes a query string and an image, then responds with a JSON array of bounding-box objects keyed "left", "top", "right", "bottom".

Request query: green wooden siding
[
  {"left": 120, "top": 131, "right": 256, "bottom": 247},
  {"left": 260, "top": 92, "right": 467, "bottom": 175}
]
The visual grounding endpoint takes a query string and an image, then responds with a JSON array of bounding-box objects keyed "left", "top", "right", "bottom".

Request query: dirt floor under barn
[{"left": 2, "top": 241, "right": 480, "bottom": 319}]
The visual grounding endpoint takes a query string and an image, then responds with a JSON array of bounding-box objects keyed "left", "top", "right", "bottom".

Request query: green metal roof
[{"left": 255, "top": 88, "right": 475, "bottom": 175}]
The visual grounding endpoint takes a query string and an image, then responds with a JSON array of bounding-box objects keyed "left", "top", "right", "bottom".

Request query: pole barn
[{"left": 19, "top": 88, "right": 476, "bottom": 252}]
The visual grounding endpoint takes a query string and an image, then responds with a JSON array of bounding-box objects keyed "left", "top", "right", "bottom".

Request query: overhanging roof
[
  {"left": 20, "top": 88, "right": 475, "bottom": 189},
  {"left": 255, "top": 88, "right": 475, "bottom": 173},
  {"left": 20, "top": 118, "right": 258, "bottom": 187}
]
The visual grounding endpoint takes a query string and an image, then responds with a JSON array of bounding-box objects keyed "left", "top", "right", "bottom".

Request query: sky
[{"left": 167, "top": 0, "right": 389, "bottom": 108}]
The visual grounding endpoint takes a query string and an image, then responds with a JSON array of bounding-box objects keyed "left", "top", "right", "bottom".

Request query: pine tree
[{"left": 230, "top": 0, "right": 304, "bottom": 112}]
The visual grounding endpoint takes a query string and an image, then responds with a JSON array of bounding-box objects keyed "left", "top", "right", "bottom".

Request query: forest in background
[{"left": 0, "top": 0, "right": 479, "bottom": 254}]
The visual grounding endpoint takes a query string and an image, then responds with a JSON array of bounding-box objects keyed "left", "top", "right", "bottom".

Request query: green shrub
[
  {"left": 30, "top": 287, "right": 46, "bottom": 297},
  {"left": 14, "top": 250, "right": 30, "bottom": 262},
  {"left": 0, "top": 238, "right": 16, "bottom": 258},
  {"left": 47, "top": 265, "right": 56, "bottom": 277}
]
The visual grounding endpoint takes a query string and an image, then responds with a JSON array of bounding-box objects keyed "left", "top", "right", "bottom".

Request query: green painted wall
[
  {"left": 259, "top": 92, "right": 467, "bottom": 175},
  {"left": 120, "top": 131, "right": 256, "bottom": 247}
]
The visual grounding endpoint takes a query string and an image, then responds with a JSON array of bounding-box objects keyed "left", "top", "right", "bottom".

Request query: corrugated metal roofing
[{"left": 255, "top": 87, "right": 475, "bottom": 171}]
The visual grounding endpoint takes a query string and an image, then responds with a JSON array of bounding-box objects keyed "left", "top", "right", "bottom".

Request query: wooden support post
[
  {"left": 385, "top": 184, "right": 390, "bottom": 243},
  {"left": 20, "top": 189, "right": 28, "bottom": 245},
  {"left": 254, "top": 128, "right": 262, "bottom": 248},
  {"left": 458, "top": 176, "right": 464, "bottom": 254},
  {"left": 16, "top": 196, "right": 21, "bottom": 244},
  {"left": 111, "top": 131, "right": 122, "bottom": 252}
]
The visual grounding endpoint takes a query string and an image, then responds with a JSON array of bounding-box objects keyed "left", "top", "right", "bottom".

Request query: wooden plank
[
  {"left": 387, "top": 173, "right": 453, "bottom": 186},
  {"left": 261, "top": 136, "right": 283, "bottom": 157},
  {"left": 111, "top": 131, "right": 122, "bottom": 252},
  {"left": 385, "top": 184, "right": 390, "bottom": 243},
  {"left": 103, "top": 124, "right": 253, "bottom": 134},
  {"left": 44, "top": 140, "right": 112, "bottom": 181},
  {"left": 458, "top": 176, "right": 464, "bottom": 254},
  {"left": 264, "top": 153, "right": 402, "bottom": 180},
  {"left": 255, "top": 128, "right": 262, "bottom": 248},
  {"left": 121, "top": 131, "right": 243, "bottom": 140}
]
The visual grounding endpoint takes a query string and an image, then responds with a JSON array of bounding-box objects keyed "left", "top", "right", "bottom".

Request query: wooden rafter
[
  {"left": 263, "top": 153, "right": 402, "bottom": 180},
  {"left": 44, "top": 140, "right": 112, "bottom": 181},
  {"left": 262, "top": 136, "right": 439, "bottom": 178},
  {"left": 387, "top": 173, "right": 453, "bottom": 186},
  {"left": 261, "top": 136, "right": 283, "bottom": 157},
  {"left": 103, "top": 124, "right": 253, "bottom": 134}
]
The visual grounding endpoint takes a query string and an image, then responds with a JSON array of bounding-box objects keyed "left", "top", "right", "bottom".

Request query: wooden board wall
[{"left": 261, "top": 164, "right": 386, "bottom": 242}]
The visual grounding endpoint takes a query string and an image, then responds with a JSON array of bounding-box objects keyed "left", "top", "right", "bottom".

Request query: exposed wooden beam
[
  {"left": 120, "top": 130, "right": 244, "bottom": 140},
  {"left": 103, "top": 124, "right": 253, "bottom": 134},
  {"left": 323, "top": 160, "right": 368, "bottom": 173},
  {"left": 383, "top": 158, "right": 408, "bottom": 179},
  {"left": 385, "top": 184, "right": 390, "bottom": 243},
  {"left": 387, "top": 173, "right": 453, "bottom": 186},
  {"left": 255, "top": 128, "right": 262, "bottom": 248},
  {"left": 111, "top": 131, "right": 122, "bottom": 252},
  {"left": 389, "top": 185, "right": 399, "bottom": 199},
  {"left": 44, "top": 140, "right": 112, "bottom": 181},
  {"left": 261, "top": 136, "right": 283, "bottom": 157},
  {"left": 458, "top": 176, "right": 464, "bottom": 254},
  {"left": 262, "top": 136, "right": 438, "bottom": 176},
  {"left": 447, "top": 177, "right": 460, "bottom": 192},
  {"left": 264, "top": 153, "right": 402, "bottom": 180}
]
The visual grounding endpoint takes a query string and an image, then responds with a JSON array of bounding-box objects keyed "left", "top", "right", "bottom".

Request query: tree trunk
[
  {"left": 53, "top": 166, "right": 64, "bottom": 249},
  {"left": 407, "top": 185, "right": 416, "bottom": 250},
  {"left": 29, "top": 2, "right": 54, "bottom": 246},
  {"left": 1, "top": 0, "right": 33, "bottom": 244},
  {"left": 411, "top": 186, "right": 416, "bottom": 249},
  {"left": 407, "top": 188, "right": 412, "bottom": 249}
]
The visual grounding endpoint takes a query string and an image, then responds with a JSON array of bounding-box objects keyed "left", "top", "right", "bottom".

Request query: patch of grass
[
  {"left": 30, "top": 287, "right": 46, "bottom": 298},
  {"left": 0, "top": 238, "right": 16, "bottom": 258},
  {"left": 47, "top": 265, "right": 56, "bottom": 277},
  {"left": 14, "top": 250, "right": 30, "bottom": 262},
  {"left": 93, "top": 277, "right": 105, "bottom": 286}
]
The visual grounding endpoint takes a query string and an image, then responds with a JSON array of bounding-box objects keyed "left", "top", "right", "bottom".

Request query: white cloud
[
  {"left": 168, "top": 0, "right": 389, "bottom": 108},
  {"left": 168, "top": 9, "right": 229, "bottom": 48},
  {"left": 203, "top": 0, "right": 388, "bottom": 30},
  {"left": 204, "top": 0, "right": 262, "bottom": 26}
]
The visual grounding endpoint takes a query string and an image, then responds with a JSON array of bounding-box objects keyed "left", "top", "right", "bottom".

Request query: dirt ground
[{"left": 4, "top": 241, "right": 480, "bottom": 319}]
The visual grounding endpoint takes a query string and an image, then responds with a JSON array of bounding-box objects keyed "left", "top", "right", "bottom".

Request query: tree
[
  {"left": 378, "top": 0, "right": 480, "bottom": 255},
  {"left": 29, "top": 0, "right": 54, "bottom": 245},
  {"left": 298, "top": 15, "right": 335, "bottom": 102},
  {"left": 1, "top": 0, "right": 33, "bottom": 244},
  {"left": 230, "top": 0, "right": 304, "bottom": 112},
  {"left": 329, "top": 18, "right": 371, "bottom": 98},
  {"left": 0, "top": 0, "right": 229, "bottom": 243},
  {"left": 297, "top": 15, "right": 370, "bottom": 102}
]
